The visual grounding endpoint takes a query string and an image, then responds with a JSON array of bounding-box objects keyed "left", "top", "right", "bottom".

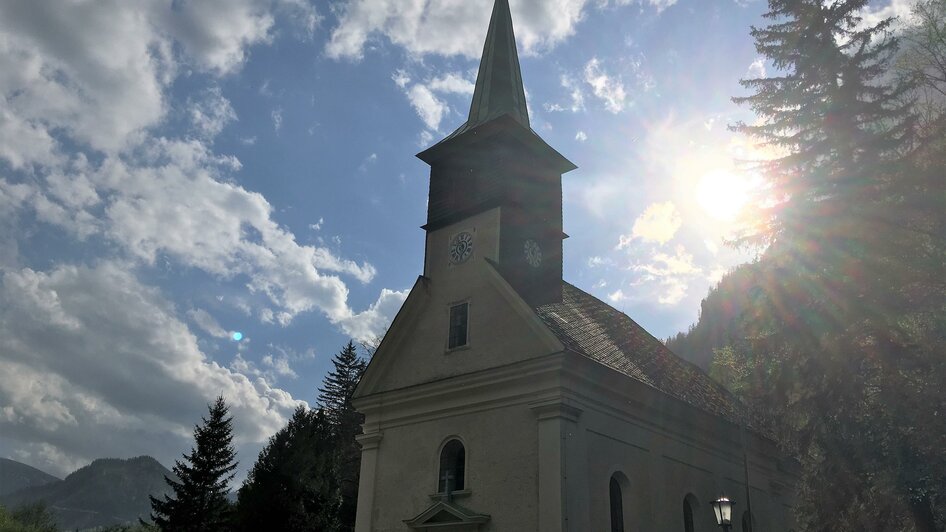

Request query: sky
[{"left": 0, "top": 0, "right": 910, "bottom": 482}]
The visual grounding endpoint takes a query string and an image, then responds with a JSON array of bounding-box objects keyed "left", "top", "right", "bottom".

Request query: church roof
[{"left": 534, "top": 282, "right": 750, "bottom": 427}]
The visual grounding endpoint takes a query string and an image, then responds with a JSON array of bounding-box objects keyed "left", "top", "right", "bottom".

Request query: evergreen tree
[
  {"left": 236, "top": 406, "right": 338, "bottom": 532},
  {"left": 150, "top": 396, "right": 237, "bottom": 532},
  {"left": 732, "top": 0, "right": 916, "bottom": 248},
  {"left": 727, "top": 1, "right": 946, "bottom": 530},
  {"left": 317, "top": 341, "right": 367, "bottom": 532}
]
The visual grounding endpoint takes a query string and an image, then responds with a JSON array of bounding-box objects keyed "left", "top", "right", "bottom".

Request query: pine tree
[
  {"left": 728, "top": 1, "right": 946, "bottom": 530},
  {"left": 317, "top": 341, "right": 367, "bottom": 532},
  {"left": 236, "top": 406, "right": 338, "bottom": 531},
  {"left": 150, "top": 396, "right": 237, "bottom": 532},
  {"left": 732, "top": 0, "right": 915, "bottom": 248}
]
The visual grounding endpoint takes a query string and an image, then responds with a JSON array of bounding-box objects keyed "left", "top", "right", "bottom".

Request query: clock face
[
  {"left": 449, "top": 232, "right": 474, "bottom": 264},
  {"left": 524, "top": 239, "right": 542, "bottom": 268}
]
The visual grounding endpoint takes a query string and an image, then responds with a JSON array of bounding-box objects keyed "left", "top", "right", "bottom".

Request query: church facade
[{"left": 352, "top": 1, "right": 798, "bottom": 531}]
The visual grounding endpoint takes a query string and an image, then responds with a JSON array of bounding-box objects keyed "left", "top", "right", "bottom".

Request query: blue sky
[{"left": 0, "top": 0, "right": 907, "bottom": 480}]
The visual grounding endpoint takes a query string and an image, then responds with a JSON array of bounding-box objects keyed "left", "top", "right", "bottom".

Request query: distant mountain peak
[
  {"left": 0, "top": 458, "right": 60, "bottom": 497},
  {"left": 0, "top": 455, "right": 174, "bottom": 530}
]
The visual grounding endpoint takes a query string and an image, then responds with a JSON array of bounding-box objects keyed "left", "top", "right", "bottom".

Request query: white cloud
[
  {"left": 3, "top": 137, "right": 385, "bottom": 332},
  {"left": 0, "top": 0, "right": 310, "bottom": 156},
  {"left": 0, "top": 262, "right": 301, "bottom": 476},
  {"left": 394, "top": 69, "right": 475, "bottom": 133},
  {"left": 860, "top": 0, "right": 915, "bottom": 30},
  {"left": 584, "top": 57, "right": 627, "bottom": 113},
  {"left": 575, "top": 130, "right": 588, "bottom": 142},
  {"left": 406, "top": 84, "right": 448, "bottom": 131},
  {"left": 339, "top": 288, "right": 410, "bottom": 342},
  {"left": 618, "top": 201, "right": 682, "bottom": 246},
  {"left": 327, "top": 0, "right": 589, "bottom": 61},
  {"left": 746, "top": 57, "right": 766, "bottom": 79},
  {"left": 187, "top": 308, "right": 230, "bottom": 339},
  {"left": 631, "top": 245, "right": 702, "bottom": 305},
  {"left": 428, "top": 72, "right": 476, "bottom": 95},
  {"left": 418, "top": 129, "right": 435, "bottom": 147},
  {"left": 190, "top": 87, "right": 238, "bottom": 139},
  {"left": 271, "top": 108, "right": 283, "bottom": 132},
  {"left": 547, "top": 74, "right": 586, "bottom": 113},
  {"left": 262, "top": 354, "right": 298, "bottom": 379},
  {"left": 392, "top": 69, "right": 412, "bottom": 88}
]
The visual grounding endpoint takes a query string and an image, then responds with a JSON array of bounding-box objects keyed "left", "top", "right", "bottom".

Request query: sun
[{"left": 695, "top": 169, "right": 754, "bottom": 222}]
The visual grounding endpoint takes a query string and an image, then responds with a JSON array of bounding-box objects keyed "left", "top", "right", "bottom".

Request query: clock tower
[{"left": 417, "top": 0, "right": 576, "bottom": 306}]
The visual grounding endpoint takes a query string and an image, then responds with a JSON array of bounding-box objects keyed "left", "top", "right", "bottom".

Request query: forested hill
[
  {"left": 0, "top": 456, "right": 174, "bottom": 530},
  {"left": 666, "top": 260, "right": 766, "bottom": 370},
  {"left": 0, "top": 458, "right": 59, "bottom": 497}
]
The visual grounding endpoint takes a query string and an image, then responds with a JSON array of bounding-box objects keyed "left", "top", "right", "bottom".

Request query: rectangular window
[{"left": 448, "top": 302, "right": 469, "bottom": 349}]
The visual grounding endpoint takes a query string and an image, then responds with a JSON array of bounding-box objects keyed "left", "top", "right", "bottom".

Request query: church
[{"left": 351, "top": 1, "right": 798, "bottom": 530}]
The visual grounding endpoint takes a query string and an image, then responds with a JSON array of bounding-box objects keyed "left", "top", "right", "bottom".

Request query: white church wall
[
  {"left": 360, "top": 206, "right": 562, "bottom": 397},
  {"left": 365, "top": 402, "right": 541, "bottom": 531}
]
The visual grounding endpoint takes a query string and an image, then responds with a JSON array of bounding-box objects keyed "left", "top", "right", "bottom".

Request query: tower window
[
  {"left": 448, "top": 302, "right": 469, "bottom": 349},
  {"left": 438, "top": 439, "right": 466, "bottom": 493}
]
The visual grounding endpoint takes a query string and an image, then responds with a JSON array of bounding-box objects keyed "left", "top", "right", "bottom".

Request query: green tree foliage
[
  {"left": 235, "top": 341, "right": 369, "bottom": 532},
  {"left": 898, "top": 0, "right": 946, "bottom": 133},
  {"left": 732, "top": 0, "right": 916, "bottom": 248},
  {"left": 236, "top": 406, "right": 338, "bottom": 531},
  {"left": 0, "top": 503, "right": 57, "bottom": 532},
  {"left": 100, "top": 523, "right": 159, "bottom": 532},
  {"left": 703, "top": 0, "right": 946, "bottom": 530},
  {"left": 150, "top": 396, "right": 237, "bottom": 532},
  {"left": 317, "top": 341, "right": 368, "bottom": 532}
]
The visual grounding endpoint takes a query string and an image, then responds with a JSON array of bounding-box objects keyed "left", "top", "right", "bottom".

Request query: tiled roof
[{"left": 535, "top": 281, "right": 749, "bottom": 427}]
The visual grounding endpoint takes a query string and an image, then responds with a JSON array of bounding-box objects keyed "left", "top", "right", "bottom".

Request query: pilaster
[
  {"left": 354, "top": 431, "right": 383, "bottom": 532},
  {"left": 531, "top": 400, "right": 583, "bottom": 532}
]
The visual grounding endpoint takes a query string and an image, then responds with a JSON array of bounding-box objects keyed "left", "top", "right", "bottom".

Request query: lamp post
[{"left": 711, "top": 497, "right": 735, "bottom": 531}]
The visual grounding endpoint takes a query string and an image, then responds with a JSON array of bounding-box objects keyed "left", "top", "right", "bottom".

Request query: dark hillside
[
  {"left": 666, "top": 260, "right": 765, "bottom": 369},
  {"left": 0, "top": 456, "right": 173, "bottom": 531},
  {"left": 0, "top": 458, "right": 60, "bottom": 497}
]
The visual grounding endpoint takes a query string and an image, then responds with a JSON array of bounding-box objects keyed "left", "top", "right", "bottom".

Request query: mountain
[
  {"left": 0, "top": 458, "right": 60, "bottom": 497},
  {"left": 666, "top": 261, "right": 766, "bottom": 369},
  {"left": 0, "top": 456, "right": 174, "bottom": 531}
]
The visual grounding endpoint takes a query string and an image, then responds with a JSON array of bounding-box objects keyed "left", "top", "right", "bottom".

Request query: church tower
[
  {"left": 351, "top": 2, "right": 798, "bottom": 531},
  {"left": 417, "top": 0, "right": 575, "bottom": 306}
]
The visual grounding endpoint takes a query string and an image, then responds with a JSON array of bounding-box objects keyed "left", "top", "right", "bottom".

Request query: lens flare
[
  {"left": 696, "top": 169, "right": 752, "bottom": 221},
  {"left": 232, "top": 331, "right": 243, "bottom": 342}
]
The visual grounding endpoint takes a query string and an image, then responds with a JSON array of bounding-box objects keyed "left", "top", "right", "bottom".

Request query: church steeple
[
  {"left": 466, "top": 0, "right": 529, "bottom": 129},
  {"left": 417, "top": 0, "right": 576, "bottom": 307}
]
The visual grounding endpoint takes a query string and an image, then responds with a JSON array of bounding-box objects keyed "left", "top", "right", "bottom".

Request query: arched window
[
  {"left": 438, "top": 439, "right": 465, "bottom": 493},
  {"left": 683, "top": 494, "right": 698, "bottom": 532},
  {"left": 609, "top": 476, "right": 625, "bottom": 532}
]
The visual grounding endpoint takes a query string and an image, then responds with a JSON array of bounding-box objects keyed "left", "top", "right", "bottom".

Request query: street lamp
[{"left": 711, "top": 496, "right": 735, "bottom": 531}]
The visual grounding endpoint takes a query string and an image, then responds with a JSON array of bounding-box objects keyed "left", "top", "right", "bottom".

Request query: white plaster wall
[
  {"left": 367, "top": 206, "right": 560, "bottom": 395},
  {"left": 368, "top": 402, "right": 540, "bottom": 532}
]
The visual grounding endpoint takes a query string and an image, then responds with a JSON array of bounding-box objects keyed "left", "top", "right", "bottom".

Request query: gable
[
  {"left": 354, "top": 256, "right": 563, "bottom": 399},
  {"left": 403, "top": 500, "right": 490, "bottom": 530}
]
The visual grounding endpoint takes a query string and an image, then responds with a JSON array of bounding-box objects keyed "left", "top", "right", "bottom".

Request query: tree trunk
[{"left": 909, "top": 496, "right": 940, "bottom": 532}]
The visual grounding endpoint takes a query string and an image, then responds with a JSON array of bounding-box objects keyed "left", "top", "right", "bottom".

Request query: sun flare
[{"left": 696, "top": 169, "right": 754, "bottom": 222}]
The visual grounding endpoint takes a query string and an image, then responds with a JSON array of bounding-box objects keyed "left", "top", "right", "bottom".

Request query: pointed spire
[{"left": 467, "top": 0, "right": 529, "bottom": 129}]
